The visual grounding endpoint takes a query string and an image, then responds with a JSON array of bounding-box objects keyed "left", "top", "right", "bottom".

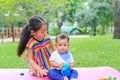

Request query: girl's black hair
[
  {"left": 55, "top": 34, "right": 69, "bottom": 42},
  {"left": 17, "top": 15, "right": 46, "bottom": 57}
]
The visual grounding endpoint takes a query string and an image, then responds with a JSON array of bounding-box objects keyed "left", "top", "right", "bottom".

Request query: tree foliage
[{"left": 0, "top": 0, "right": 119, "bottom": 37}]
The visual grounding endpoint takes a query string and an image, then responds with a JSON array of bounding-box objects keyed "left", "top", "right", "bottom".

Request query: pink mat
[{"left": 0, "top": 66, "right": 120, "bottom": 80}]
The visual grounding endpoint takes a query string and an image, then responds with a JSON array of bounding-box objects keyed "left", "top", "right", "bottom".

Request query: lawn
[{"left": 0, "top": 34, "right": 120, "bottom": 71}]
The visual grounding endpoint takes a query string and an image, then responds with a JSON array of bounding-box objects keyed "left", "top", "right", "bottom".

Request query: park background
[{"left": 0, "top": 0, "right": 120, "bottom": 72}]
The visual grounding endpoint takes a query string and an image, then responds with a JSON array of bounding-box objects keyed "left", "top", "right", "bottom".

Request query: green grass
[
  {"left": 70, "top": 34, "right": 120, "bottom": 71},
  {"left": 0, "top": 42, "right": 29, "bottom": 68},
  {"left": 0, "top": 34, "right": 120, "bottom": 71}
]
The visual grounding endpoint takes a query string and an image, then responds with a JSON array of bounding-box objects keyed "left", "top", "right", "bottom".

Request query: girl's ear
[{"left": 31, "top": 30, "right": 35, "bottom": 36}]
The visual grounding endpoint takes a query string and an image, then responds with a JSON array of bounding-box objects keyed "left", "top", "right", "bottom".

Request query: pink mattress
[{"left": 0, "top": 66, "right": 120, "bottom": 80}]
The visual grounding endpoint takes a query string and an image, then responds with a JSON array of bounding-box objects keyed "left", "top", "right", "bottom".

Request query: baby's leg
[
  {"left": 48, "top": 69, "right": 64, "bottom": 80},
  {"left": 69, "top": 69, "right": 78, "bottom": 80}
]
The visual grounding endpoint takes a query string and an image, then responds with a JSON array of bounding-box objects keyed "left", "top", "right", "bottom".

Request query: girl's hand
[
  {"left": 43, "top": 69, "right": 48, "bottom": 76},
  {"left": 39, "top": 69, "right": 48, "bottom": 77}
]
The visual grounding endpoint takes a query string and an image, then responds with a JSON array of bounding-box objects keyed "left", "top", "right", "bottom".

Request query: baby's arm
[
  {"left": 70, "top": 62, "right": 74, "bottom": 70},
  {"left": 50, "top": 60, "right": 64, "bottom": 69},
  {"left": 69, "top": 52, "right": 76, "bottom": 70}
]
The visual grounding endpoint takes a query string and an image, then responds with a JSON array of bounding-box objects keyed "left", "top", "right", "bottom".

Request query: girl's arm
[
  {"left": 27, "top": 48, "right": 48, "bottom": 77},
  {"left": 50, "top": 42, "right": 56, "bottom": 51},
  {"left": 50, "top": 60, "right": 64, "bottom": 69}
]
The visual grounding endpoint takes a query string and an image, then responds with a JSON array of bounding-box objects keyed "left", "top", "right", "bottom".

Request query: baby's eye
[
  {"left": 59, "top": 44, "right": 62, "bottom": 46},
  {"left": 64, "top": 44, "right": 67, "bottom": 46}
]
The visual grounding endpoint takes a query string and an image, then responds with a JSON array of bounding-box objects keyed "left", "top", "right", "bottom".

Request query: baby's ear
[{"left": 68, "top": 43, "right": 70, "bottom": 46}]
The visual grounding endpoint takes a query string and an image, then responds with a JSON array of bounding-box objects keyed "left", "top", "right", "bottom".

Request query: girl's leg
[
  {"left": 69, "top": 69, "right": 78, "bottom": 79},
  {"left": 48, "top": 69, "right": 64, "bottom": 80}
]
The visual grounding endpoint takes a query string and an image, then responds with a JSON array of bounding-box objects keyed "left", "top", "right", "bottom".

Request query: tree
[
  {"left": 52, "top": 0, "right": 68, "bottom": 33},
  {"left": 0, "top": 0, "right": 114, "bottom": 36},
  {"left": 0, "top": 0, "right": 23, "bottom": 41},
  {"left": 90, "top": 1, "right": 112, "bottom": 35},
  {"left": 75, "top": 0, "right": 113, "bottom": 36},
  {"left": 75, "top": 1, "right": 100, "bottom": 36},
  {"left": 112, "top": 0, "right": 120, "bottom": 39},
  {"left": 66, "top": 0, "right": 84, "bottom": 24}
]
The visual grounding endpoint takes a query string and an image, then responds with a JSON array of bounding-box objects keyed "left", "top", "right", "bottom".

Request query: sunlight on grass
[
  {"left": 0, "top": 34, "right": 120, "bottom": 71},
  {"left": 70, "top": 34, "right": 120, "bottom": 71}
]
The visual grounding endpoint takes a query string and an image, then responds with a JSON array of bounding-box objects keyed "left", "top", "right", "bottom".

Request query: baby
[{"left": 48, "top": 34, "right": 78, "bottom": 80}]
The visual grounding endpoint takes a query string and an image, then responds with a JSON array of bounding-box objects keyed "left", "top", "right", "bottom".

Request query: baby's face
[{"left": 56, "top": 38, "right": 69, "bottom": 53}]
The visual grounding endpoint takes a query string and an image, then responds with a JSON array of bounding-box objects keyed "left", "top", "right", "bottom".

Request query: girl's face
[
  {"left": 55, "top": 38, "right": 69, "bottom": 53},
  {"left": 31, "top": 24, "right": 47, "bottom": 41}
]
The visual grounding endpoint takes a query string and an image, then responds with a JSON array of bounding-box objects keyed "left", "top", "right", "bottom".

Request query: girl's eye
[
  {"left": 41, "top": 31, "right": 47, "bottom": 34},
  {"left": 44, "top": 31, "right": 47, "bottom": 34}
]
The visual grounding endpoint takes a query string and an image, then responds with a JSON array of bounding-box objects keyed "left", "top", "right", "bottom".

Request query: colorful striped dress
[{"left": 26, "top": 35, "right": 52, "bottom": 77}]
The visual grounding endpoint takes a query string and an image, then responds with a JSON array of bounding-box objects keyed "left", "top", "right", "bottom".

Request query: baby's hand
[{"left": 58, "top": 63, "right": 64, "bottom": 69}]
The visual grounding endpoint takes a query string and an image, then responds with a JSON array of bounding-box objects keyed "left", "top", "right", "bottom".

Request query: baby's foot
[
  {"left": 64, "top": 76, "right": 69, "bottom": 80},
  {"left": 70, "top": 78, "right": 78, "bottom": 80}
]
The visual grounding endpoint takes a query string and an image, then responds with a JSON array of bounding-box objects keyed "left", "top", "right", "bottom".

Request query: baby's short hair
[{"left": 55, "top": 34, "right": 69, "bottom": 42}]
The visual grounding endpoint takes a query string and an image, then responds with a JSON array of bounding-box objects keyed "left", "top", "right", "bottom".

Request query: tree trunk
[
  {"left": 11, "top": 24, "right": 15, "bottom": 42},
  {"left": 55, "top": 11, "right": 65, "bottom": 33},
  {"left": 93, "top": 26, "right": 96, "bottom": 36},
  {"left": 101, "top": 25, "right": 105, "bottom": 35},
  {"left": 112, "top": 0, "right": 120, "bottom": 39},
  {"left": 47, "top": 20, "right": 49, "bottom": 34}
]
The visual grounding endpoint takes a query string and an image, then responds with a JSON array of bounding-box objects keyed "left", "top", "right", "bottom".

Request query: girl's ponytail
[
  {"left": 17, "top": 24, "right": 31, "bottom": 57},
  {"left": 17, "top": 15, "right": 46, "bottom": 57}
]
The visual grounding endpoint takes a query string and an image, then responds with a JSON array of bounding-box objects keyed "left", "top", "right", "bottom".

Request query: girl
[
  {"left": 17, "top": 15, "right": 54, "bottom": 77},
  {"left": 48, "top": 34, "right": 78, "bottom": 80}
]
